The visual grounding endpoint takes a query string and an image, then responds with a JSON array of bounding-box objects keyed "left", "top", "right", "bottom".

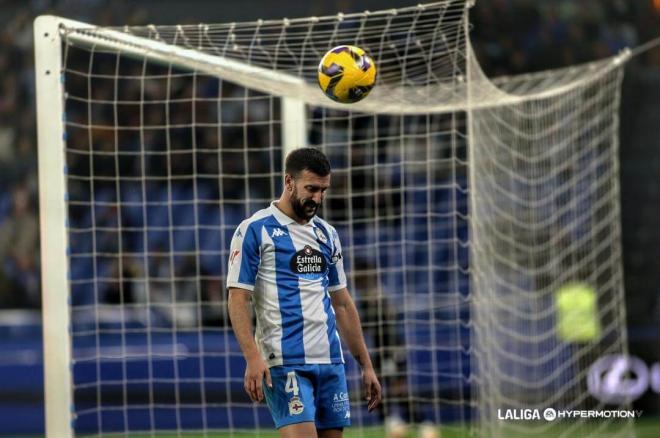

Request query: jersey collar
[{"left": 270, "top": 201, "right": 316, "bottom": 227}]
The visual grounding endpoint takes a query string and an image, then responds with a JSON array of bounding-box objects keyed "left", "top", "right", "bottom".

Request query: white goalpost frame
[{"left": 34, "top": 15, "right": 77, "bottom": 438}]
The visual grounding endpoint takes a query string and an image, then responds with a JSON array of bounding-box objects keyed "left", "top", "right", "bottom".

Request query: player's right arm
[
  {"left": 228, "top": 287, "right": 271, "bottom": 402},
  {"left": 226, "top": 221, "right": 271, "bottom": 402}
]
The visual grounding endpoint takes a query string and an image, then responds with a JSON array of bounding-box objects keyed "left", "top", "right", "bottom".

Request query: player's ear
[{"left": 284, "top": 174, "right": 294, "bottom": 192}]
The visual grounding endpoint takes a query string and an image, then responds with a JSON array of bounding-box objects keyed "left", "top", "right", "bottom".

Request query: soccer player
[{"left": 227, "top": 147, "right": 381, "bottom": 438}]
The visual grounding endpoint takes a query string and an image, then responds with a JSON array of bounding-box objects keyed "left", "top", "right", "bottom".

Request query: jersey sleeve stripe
[
  {"left": 237, "top": 220, "right": 265, "bottom": 286},
  {"left": 227, "top": 282, "right": 256, "bottom": 292},
  {"left": 323, "top": 223, "right": 346, "bottom": 290}
]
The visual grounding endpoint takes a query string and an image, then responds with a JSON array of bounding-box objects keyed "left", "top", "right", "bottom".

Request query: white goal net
[{"left": 34, "top": 1, "right": 633, "bottom": 437}]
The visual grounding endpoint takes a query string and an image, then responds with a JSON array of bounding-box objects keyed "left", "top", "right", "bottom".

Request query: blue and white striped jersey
[{"left": 227, "top": 201, "right": 347, "bottom": 367}]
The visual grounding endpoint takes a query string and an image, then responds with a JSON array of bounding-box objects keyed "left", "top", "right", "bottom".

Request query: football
[{"left": 317, "top": 45, "right": 377, "bottom": 104}]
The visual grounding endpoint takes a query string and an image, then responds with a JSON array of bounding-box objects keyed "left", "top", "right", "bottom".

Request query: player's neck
[{"left": 275, "top": 196, "right": 310, "bottom": 225}]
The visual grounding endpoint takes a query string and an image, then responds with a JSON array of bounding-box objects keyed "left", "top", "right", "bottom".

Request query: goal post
[
  {"left": 281, "top": 97, "right": 307, "bottom": 157},
  {"left": 35, "top": 1, "right": 634, "bottom": 436},
  {"left": 34, "top": 15, "right": 75, "bottom": 438}
]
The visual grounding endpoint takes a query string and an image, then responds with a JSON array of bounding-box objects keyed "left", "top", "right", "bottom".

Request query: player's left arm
[{"left": 331, "top": 288, "right": 382, "bottom": 412}]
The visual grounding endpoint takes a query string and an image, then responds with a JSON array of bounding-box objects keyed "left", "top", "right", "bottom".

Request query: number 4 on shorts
[{"left": 285, "top": 371, "right": 299, "bottom": 396}]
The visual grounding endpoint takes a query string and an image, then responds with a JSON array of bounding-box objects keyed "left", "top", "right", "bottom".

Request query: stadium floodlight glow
[{"left": 35, "top": 1, "right": 633, "bottom": 436}]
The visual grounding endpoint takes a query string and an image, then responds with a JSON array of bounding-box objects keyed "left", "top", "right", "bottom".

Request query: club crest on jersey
[
  {"left": 288, "top": 396, "right": 304, "bottom": 415},
  {"left": 314, "top": 227, "right": 328, "bottom": 243},
  {"left": 290, "top": 245, "right": 327, "bottom": 278}
]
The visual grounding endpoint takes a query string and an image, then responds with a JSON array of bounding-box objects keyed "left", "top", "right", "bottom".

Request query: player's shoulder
[
  {"left": 235, "top": 207, "right": 275, "bottom": 235},
  {"left": 245, "top": 206, "right": 273, "bottom": 225}
]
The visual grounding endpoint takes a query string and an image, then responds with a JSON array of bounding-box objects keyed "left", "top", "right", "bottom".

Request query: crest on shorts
[
  {"left": 314, "top": 227, "right": 328, "bottom": 243},
  {"left": 288, "top": 396, "right": 304, "bottom": 415}
]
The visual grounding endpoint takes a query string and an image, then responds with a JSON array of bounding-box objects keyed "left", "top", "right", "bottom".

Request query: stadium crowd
[{"left": 0, "top": 0, "right": 657, "bottom": 314}]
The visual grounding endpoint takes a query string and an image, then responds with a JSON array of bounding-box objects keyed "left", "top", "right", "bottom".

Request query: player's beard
[{"left": 291, "top": 187, "right": 319, "bottom": 221}]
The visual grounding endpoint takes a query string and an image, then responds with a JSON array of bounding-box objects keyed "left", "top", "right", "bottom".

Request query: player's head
[{"left": 284, "top": 147, "right": 331, "bottom": 221}]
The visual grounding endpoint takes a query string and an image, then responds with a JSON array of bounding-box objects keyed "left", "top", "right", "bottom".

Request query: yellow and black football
[{"left": 317, "top": 45, "right": 376, "bottom": 104}]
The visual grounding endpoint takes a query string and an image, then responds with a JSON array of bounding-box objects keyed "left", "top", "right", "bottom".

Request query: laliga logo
[{"left": 588, "top": 355, "right": 660, "bottom": 403}]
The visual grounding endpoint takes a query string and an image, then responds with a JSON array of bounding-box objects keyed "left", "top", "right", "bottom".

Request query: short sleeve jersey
[{"left": 227, "top": 201, "right": 347, "bottom": 367}]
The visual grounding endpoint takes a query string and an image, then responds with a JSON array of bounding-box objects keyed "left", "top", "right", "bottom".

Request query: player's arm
[
  {"left": 331, "top": 288, "right": 382, "bottom": 411},
  {"left": 226, "top": 222, "right": 270, "bottom": 402},
  {"left": 227, "top": 287, "right": 271, "bottom": 402}
]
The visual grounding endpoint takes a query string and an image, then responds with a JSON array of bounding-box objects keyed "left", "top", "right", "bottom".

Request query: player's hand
[
  {"left": 362, "top": 367, "right": 382, "bottom": 412},
  {"left": 244, "top": 355, "right": 272, "bottom": 403}
]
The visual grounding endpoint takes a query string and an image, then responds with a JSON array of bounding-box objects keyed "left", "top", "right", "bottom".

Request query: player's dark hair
[{"left": 285, "top": 147, "right": 331, "bottom": 177}]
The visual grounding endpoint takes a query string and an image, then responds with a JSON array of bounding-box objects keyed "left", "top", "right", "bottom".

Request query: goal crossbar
[{"left": 59, "top": 15, "right": 631, "bottom": 115}]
